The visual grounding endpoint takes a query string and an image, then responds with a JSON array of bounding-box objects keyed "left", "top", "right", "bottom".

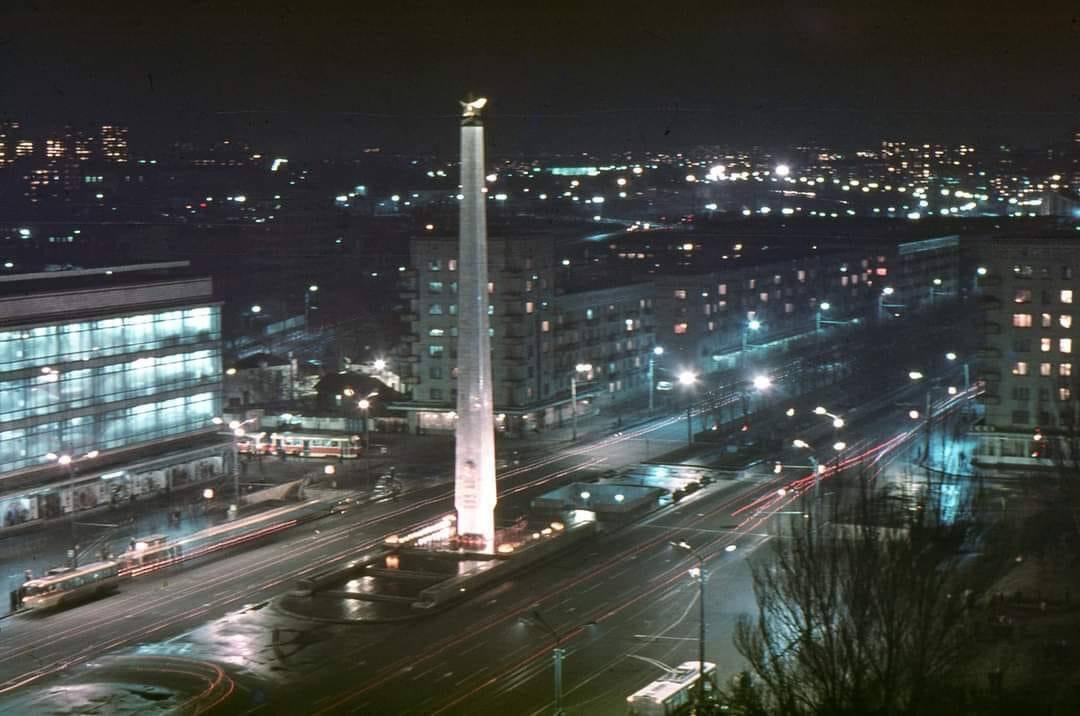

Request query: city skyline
[{"left": 1, "top": 3, "right": 1076, "bottom": 156}]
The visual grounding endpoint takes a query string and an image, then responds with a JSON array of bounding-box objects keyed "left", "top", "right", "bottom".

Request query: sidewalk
[{"left": 1, "top": 483, "right": 232, "bottom": 609}]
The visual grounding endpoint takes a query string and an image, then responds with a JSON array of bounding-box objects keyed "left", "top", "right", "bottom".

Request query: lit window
[
  {"left": 1012, "top": 313, "right": 1032, "bottom": 328},
  {"left": 875, "top": 267, "right": 888, "bottom": 276},
  {"left": 1041, "top": 313, "right": 1053, "bottom": 328},
  {"left": 525, "top": 301, "right": 535, "bottom": 314},
  {"left": 1061, "top": 314, "right": 1073, "bottom": 329},
  {"left": 1061, "top": 363, "right": 1073, "bottom": 377},
  {"left": 586, "top": 308, "right": 594, "bottom": 320},
  {"left": 1061, "top": 290, "right": 1073, "bottom": 304},
  {"left": 1012, "top": 362, "right": 1029, "bottom": 376},
  {"left": 448, "top": 259, "right": 457, "bottom": 271},
  {"left": 428, "top": 345, "right": 444, "bottom": 357},
  {"left": 428, "top": 304, "right": 443, "bottom": 315},
  {"left": 428, "top": 328, "right": 445, "bottom": 337},
  {"left": 1041, "top": 337, "right": 1052, "bottom": 353},
  {"left": 429, "top": 259, "right": 441, "bottom": 272},
  {"left": 748, "top": 278, "right": 756, "bottom": 289},
  {"left": 1061, "top": 338, "right": 1073, "bottom": 354},
  {"left": 1061, "top": 387, "right": 1073, "bottom": 402},
  {"left": 1040, "top": 363, "right": 1053, "bottom": 376},
  {"left": 674, "top": 322, "right": 688, "bottom": 335},
  {"left": 1014, "top": 289, "right": 1032, "bottom": 304},
  {"left": 718, "top": 284, "right": 727, "bottom": 295},
  {"left": 796, "top": 271, "right": 806, "bottom": 282},
  {"left": 428, "top": 281, "right": 443, "bottom": 294},
  {"left": 487, "top": 282, "right": 495, "bottom": 294},
  {"left": 541, "top": 320, "right": 550, "bottom": 332},
  {"left": 674, "top": 289, "right": 687, "bottom": 300}
]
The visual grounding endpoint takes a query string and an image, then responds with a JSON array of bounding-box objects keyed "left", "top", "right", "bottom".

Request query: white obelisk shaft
[{"left": 454, "top": 99, "right": 497, "bottom": 551}]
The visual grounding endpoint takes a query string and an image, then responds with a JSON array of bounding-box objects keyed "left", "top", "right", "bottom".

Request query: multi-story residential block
[
  {"left": 971, "top": 236, "right": 1078, "bottom": 472},
  {"left": 396, "top": 231, "right": 657, "bottom": 436},
  {"left": 0, "top": 262, "right": 229, "bottom": 531}
]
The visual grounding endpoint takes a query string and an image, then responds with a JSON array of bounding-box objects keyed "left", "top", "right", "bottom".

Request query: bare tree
[{"left": 732, "top": 483, "right": 971, "bottom": 716}]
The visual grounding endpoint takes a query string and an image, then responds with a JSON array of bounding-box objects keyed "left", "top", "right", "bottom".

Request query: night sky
[{"left": 2, "top": 1, "right": 1077, "bottom": 156}]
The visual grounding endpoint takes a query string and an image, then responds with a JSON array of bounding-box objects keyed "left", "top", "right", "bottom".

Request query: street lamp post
[
  {"left": 527, "top": 611, "right": 571, "bottom": 716},
  {"left": 648, "top": 346, "right": 664, "bottom": 414},
  {"left": 815, "top": 301, "right": 830, "bottom": 332},
  {"left": 304, "top": 284, "right": 319, "bottom": 325},
  {"left": 792, "top": 440, "right": 822, "bottom": 498},
  {"left": 571, "top": 363, "right": 591, "bottom": 442},
  {"left": 358, "top": 391, "right": 378, "bottom": 487},
  {"left": 213, "top": 416, "right": 257, "bottom": 512},
  {"left": 46, "top": 450, "right": 101, "bottom": 567},
  {"left": 679, "top": 370, "right": 696, "bottom": 447},
  {"left": 742, "top": 319, "right": 761, "bottom": 368},
  {"left": 671, "top": 541, "right": 709, "bottom": 709},
  {"left": 878, "top": 287, "right": 905, "bottom": 321}
]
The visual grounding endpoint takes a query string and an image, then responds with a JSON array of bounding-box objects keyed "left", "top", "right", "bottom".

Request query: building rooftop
[{"left": 0, "top": 261, "right": 197, "bottom": 298}]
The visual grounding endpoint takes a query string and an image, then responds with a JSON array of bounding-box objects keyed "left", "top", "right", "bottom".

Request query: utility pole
[{"left": 672, "top": 542, "right": 709, "bottom": 709}]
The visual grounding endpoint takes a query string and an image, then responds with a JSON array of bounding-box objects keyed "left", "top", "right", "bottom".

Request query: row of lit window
[
  {"left": 0, "top": 350, "right": 219, "bottom": 424},
  {"left": 1012, "top": 313, "right": 1073, "bottom": 329},
  {"left": 1013, "top": 289, "right": 1073, "bottom": 304},
  {"left": 0, "top": 392, "right": 216, "bottom": 474},
  {"left": 1012, "top": 361, "right": 1073, "bottom": 376},
  {"left": 0, "top": 308, "right": 218, "bottom": 372},
  {"left": 1012, "top": 338, "right": 1075, "bottom": 354},
  {"left": 1011, "top": 265, "right": 1074, "bottom": 280}
]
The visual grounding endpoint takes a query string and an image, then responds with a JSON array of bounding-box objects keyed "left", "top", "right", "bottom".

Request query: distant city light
[{"left": 774, "top": 164, "right": 791, "bottom": 177}]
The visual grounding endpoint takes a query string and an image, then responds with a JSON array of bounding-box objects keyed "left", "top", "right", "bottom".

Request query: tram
[
  {"left": 238, "top": 431, "right": 360, "bottom": 459},
  {"left": 21, "top": 561, "right": 122, "bottom": 610}
]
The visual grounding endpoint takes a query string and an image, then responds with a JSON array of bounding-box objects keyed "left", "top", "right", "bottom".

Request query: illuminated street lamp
[
  {"left": 812, "top": 406, "right": 845, "bottom": 429},
  {"left": 648, "top": 346, "right": 664, "bottom": 414},
  {"left": 521, "top": 611, "right": 596, "bottom": 716},
  {"left": 47, "top": 449, "right": 102, "bottom": 567},
  {"left": 742, "top": 319, "right": 762, "bottom": 366},
  {"left": 214, "top": 416, "right": 257, "bottom": 512},
  {"left": 679, "top": 371, "right": 696, "bottom": 447},
  {"left": 878, "top": 286, "right": 904, "bottom": 321},
  {"left": 670, "top": 540, "right": 711, "bottom": 709},
  {"left": 305, "top": 284, "right": 319, "bottom": 325},
  {"left": 751, "top": 375, "right": 771, "bottom": 391},
  {"left": 571, "top": 363, "right": 592, "bottom": 442},
  {"left": 815, "top": 301, "right": 830, "bottom": 331}
]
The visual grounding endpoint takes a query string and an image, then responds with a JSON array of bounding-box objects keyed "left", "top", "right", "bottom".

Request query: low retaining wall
[
  {"left": 412, "top": 519, "right": 597, "bottom": 610},
  {"left": 291, "top": 549, "right": 390, "bottom": 596}
]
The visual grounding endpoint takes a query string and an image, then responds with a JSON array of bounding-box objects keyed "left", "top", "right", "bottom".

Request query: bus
[
  {"left": 238, "top": 431, "right": 360, "bottom": 459},
  {"left": 626, "top": 661, "right": 717, "bottom": 716},
  {"left": 21, "top": 561, "right": 122, "bottom": 610}
]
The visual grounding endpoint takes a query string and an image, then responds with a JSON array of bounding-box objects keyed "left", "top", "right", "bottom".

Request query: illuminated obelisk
[{"left": 454, "top": 96, "right": 497, "bottom": 551}]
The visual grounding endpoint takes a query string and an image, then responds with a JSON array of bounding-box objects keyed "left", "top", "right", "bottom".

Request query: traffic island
[{"left": 275, "top": 512, "right": 597, "bottom": 623}]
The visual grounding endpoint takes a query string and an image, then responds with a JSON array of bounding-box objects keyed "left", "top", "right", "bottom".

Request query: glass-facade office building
[{"left": 0, "top": 265, "right": 227, "bottom": 530}]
